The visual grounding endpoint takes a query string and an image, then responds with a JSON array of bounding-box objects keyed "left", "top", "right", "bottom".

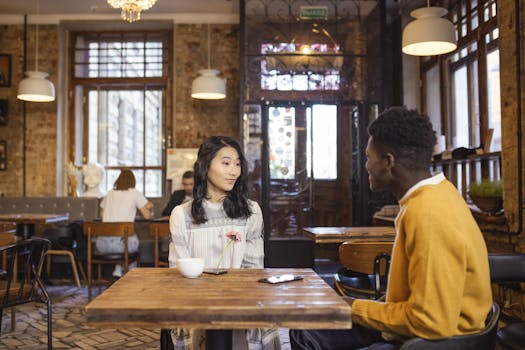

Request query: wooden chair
[
  {"left": 0, "top": 238, "right": 52, "bottom": 350},
  {"left": 334, "top": 240, "right": 393, "bottom": 299},
  {"left": 149, "top": 222, "right": 170, "bottom": 267},
  {"left": 83, "top": 222, "right": 139, "bottom": 301},
  {"left": 38, "top": 225, "right": 85, "bottom": 288}
]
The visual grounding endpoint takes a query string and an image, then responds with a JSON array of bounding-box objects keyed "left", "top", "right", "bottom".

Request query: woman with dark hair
[
  {"left": 166, "top": 136, "right": 280, "bottom": 349},
  {"left": 98, "top": 169, "right": 152, "bottom": 277}
]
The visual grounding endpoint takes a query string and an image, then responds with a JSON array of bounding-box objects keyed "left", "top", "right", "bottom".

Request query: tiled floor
[{"left": 0, "top": 284, "right": 291, "bottom": 350}]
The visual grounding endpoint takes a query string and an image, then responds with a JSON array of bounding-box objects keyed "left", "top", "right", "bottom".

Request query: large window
[
  {"left": 70, "top": 31, "right": 171, "bottom": 197},
  {"left": 422, "top": 0, "right": 500, "bottom": 152}
]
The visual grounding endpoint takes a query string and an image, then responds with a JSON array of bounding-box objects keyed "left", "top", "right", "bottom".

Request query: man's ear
[{"left": 385, "top": 153, "right": 395, "bottom": 170}]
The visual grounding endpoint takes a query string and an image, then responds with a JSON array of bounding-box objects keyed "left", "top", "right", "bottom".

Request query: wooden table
[
  {"left": 303, "top": 226, "right": 396, "bottom": 244},
  {"left": 86, "top": 267, "right": 352, "bottom": 348},
  {"left": 0, "top": 213, "right": 69, "bottom": 239},
  {"left": 303, "top": 226, "right": 396, "bottom": 266}
]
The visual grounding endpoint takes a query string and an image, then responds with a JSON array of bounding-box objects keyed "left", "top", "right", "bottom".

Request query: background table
[
  {"left": 302, "top": 226, "right": 396, "bottom": 267},
  {"left": 86, "top": 267, "right": 352, "bottom": 330},
  {"left": 303, "top": 226, "right": 396, "bottom": 244},
  {"left": 0, "top": 213, "right": 69, "bottom": 239}
]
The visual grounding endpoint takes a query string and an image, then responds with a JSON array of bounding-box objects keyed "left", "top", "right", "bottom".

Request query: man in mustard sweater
[{"left": 290, "top": 107, "right": 493, "bottom": 349}]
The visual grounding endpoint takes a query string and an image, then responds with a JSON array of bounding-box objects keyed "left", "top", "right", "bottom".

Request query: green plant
[{"left": 469, "top": 180, "right": 503, "bottom": 197}]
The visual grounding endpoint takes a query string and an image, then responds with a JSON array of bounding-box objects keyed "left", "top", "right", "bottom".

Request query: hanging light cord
[
  {"left": 207, "top": 23, "right": 211, "bottom": 69},
  {"left": 35, "top": 0, "right": 39, "bottom": 72}
]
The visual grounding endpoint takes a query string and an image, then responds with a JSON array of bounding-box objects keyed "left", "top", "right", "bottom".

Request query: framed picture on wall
[
  {"left": 0, "top": 99, "right": 7, "bottom": 125},
  {"left": 0, "top": 140, "right": 6, "bottom": 171},
  {"left": 0, "top": 54, "right": 11, "bottom": 87}
]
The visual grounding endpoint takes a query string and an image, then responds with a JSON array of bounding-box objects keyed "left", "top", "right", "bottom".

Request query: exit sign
[{"left": 300, "top": 6, "right": 328, "bottom": 20}]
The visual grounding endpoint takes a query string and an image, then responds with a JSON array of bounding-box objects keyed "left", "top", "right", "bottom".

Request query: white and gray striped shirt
[{"left": 168, "top": 199, "right": 264, "bottom": 269}]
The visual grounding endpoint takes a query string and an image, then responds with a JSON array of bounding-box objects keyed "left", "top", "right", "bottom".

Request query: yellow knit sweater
[{"left": 351, "top": 176, "right": 492, "bottom": 339}]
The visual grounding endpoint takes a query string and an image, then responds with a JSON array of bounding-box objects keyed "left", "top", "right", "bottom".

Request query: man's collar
[{"left": 399, "top": 172, "right": 445, "bottom": 203}]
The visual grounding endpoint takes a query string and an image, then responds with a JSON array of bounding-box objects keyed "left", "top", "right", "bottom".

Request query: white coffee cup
[{"left": 177, "top": 258, "right": 204, "bottom": 278}]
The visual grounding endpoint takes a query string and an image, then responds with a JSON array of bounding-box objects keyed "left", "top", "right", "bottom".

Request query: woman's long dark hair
[{"left": 192, "top": 136, "right": 252, "bottom": 224}]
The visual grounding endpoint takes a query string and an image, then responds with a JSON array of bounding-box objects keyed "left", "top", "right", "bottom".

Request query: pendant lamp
[
  {"left": 17, "top": 4, "right": 55, "bottom": 102},
  {"left": 191, "top": 24, "right": 226, "bottom": 100},
  {"left": 402, "top": 1, "right": 457, "bottom": 56}
]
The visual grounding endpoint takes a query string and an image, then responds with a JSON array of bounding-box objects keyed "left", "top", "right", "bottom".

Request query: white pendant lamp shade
[
  {"left": 191, "top": 69, "right": 226, "bottom": 100},
  {"left": 191, "top": 24, "right": 226, "bottom": 100},
  {"left": 402, "top": 7, "right": 457, "bottom": 56},
  {"left": 17, "top": 71, "right": 55, "bottom": 102}
]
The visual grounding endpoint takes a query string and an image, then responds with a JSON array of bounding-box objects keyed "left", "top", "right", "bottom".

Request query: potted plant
[{"left": 468, "top": 180, "right": 503, "bottom": 214}]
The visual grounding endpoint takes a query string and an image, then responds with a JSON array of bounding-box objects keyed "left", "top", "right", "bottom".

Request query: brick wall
[
  {"left": 0, "top": 24, "right": 58, "bottom": 196},
  {"left": 0, "top": 23, "right": 239, "bottom": 196}
]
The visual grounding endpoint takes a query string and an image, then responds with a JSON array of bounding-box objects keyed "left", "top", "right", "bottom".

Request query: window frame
[
  {"left": 67, "top": 29, "right": 173, "bottom": 197},
  {"left": 420, "top": 0, "right": 499, "bottom": 152}
]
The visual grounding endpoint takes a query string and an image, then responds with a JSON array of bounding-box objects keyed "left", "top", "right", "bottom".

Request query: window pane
[
  {"left": 269, "top": 107, "right": 295, "bottom": 179},
  {"left": 260, "top": 42, "right": 341, "bottom": 91},
  {"left": 307, "top": 105, "right": 337, "bottom": 180},
  {"left": 75, "top": 33, "right": 167, "bottom": 78},
  {"left": 145, "top": 90, "right": 163, "bottom": 166},
  {"left": 487, "top": 49, "right": 501, "bottom": 151},
  {"left": 88, "top": 89, "right": 163, "bottom": 196},
  {"left": 145, "top": 170, "right": 162, "bottom": 198},
  {"left": 425, "top": 65, "right": 442, "bottom": 136},
  {"left": 469, "top": 59, "right": 480, "bottom": 147},
  {"left": 453, "top": 66, "right": 469, "bottom": 148}
]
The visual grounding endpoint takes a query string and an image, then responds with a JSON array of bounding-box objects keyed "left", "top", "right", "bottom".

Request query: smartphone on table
[{"left": 258, "top": 274, "right": 304, "bottom": 284}]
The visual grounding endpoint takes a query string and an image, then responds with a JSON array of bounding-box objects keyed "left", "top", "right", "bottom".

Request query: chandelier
[{"left": 107, "top": 0, "right": 158, "bottom": 23}]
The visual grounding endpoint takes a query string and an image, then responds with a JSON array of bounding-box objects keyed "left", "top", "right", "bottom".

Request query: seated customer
[
  {"left": 161, "top": 170, "right": 194, "bottom": 216},
  {"left": 166, "top": 136, "right": 280, "bottom": 349},
  {"left": 290, "top": 107, "right": 493, "bottom": 349},
  {"left": 99, "top": 169, "right": 153, "bottom": 278}
]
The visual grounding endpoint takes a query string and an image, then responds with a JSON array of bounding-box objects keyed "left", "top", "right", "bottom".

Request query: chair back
[
  {"left": 339, "top": 240, "right": 393, "bottom": 275},
  {"left": 149, "top": 222, "right": 170, "bottom": 238},
  {"left": 83, "top": 222, "right": 137, "bottom": 301},
  {"left": 0, "top": 231, "right": 17, "bottom": 247},
  {"left": 400, "top": 303, "right": 500, "bottom": 350},
  {"left": 42, "top": 226, "right": 77, "bottom": 250},
  {"left": 150, "top": 222, "right": 170, "bottom": 267},
  {"left": 488, "top": 253, "right": 525, "bottom": 283},
  {"left": 83, "top": 222, "right": 135, "bottom": 238},
  {"left": 0, "top": 237, "right": 51, "bottom": 309}
]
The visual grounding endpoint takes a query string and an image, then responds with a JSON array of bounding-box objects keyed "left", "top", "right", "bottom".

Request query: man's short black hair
[
  {"left": 368, "top": 107, "right": 437, "bottom": 170},
  {"left": 182, "top": 170, "right": 194, "bottom": 179}
]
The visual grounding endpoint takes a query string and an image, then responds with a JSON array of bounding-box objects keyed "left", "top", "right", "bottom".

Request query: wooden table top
[
  {"left": 0, "top": 213, "right": 69, "bottom": 225},
  {"left": 86, "top": 267, "right": 352, "bottom": 330},
  {"left": 302, "top": 226, "right": 396, "bottom": 244}
]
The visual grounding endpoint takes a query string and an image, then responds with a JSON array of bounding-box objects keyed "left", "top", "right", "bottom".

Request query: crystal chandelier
[{"left": 107, "top": 0, "right": 158, "bottom": 23}]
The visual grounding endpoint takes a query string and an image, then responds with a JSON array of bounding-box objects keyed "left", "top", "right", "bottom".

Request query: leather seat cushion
[{"left": 497, "top": 322, "right": 525, "bottom": 350}]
